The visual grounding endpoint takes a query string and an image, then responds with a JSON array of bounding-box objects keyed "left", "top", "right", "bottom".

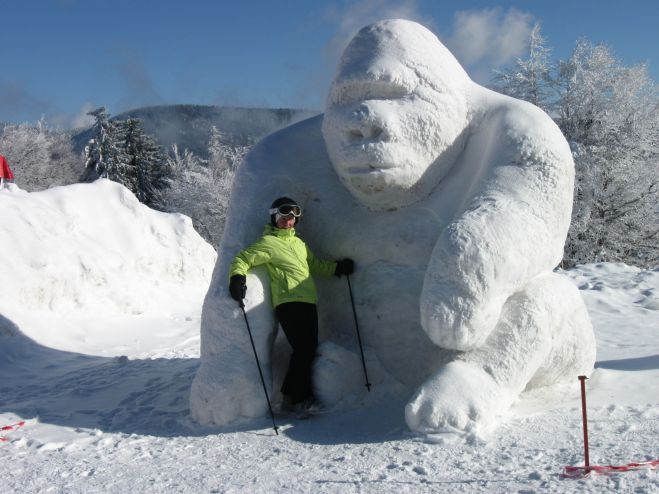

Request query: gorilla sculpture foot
[{"left": 405, "top": 360, "right": 510, "bottom": 434}]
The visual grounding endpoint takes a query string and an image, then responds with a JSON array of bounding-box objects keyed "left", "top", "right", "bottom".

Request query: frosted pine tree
[
  {"left": 123, "top": 118, "right": 171, "bottom": 210},
  {"left": 82, "top": 107, "right": 128, "bottom": 183}
]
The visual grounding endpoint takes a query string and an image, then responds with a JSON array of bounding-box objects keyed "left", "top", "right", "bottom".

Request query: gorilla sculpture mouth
[
  {"left": 346, "top": 166, "right": 392, "bottom": 174},
  {"left": 339, "top": 142, "right": 402, "bottom": 173},
  {"left": 345, "top": 163, "right": 397, "bottom": 175}
]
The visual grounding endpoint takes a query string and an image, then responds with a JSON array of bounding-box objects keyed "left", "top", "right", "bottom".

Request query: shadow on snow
[
  {"left": 596, "top": 354, "right": 659, "bottom": 371},
  {"left": 0, "top": 313, "right": 410, "bottom": 443}
]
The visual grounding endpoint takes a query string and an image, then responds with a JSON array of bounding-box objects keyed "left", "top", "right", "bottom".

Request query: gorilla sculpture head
[{"left": 322, "top": 19, "right": 471, "bottom": 210}]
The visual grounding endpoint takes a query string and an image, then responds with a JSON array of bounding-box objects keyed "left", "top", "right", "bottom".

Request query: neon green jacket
[{"left": 229, "top": 225, "right": 337, "bottom": 307}]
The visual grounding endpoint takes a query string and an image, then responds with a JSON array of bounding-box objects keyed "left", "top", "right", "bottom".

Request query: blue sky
[{"left": 1, "top": 0, "right": 657, "bottom": 127}]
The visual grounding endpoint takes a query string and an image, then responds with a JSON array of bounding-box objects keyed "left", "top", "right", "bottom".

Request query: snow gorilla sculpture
[{"left": 190, "top": 19, "right": 596, "bottom": 433}]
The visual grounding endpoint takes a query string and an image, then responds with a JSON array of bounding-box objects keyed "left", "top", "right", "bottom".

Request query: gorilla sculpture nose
[
  {"left": 346, "top": 106, "right": 386, "bottom": 142},
  {"left": 348, "top": 125, "right": 383, "bottom": 141}
]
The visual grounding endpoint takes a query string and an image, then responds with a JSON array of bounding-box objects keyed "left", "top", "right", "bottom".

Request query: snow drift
[
  {"left": 0, "top": 179, "right": 215, "bottom": 315},
  {"left": 0, "top": 179, "right": 216, "bottom": 356}
]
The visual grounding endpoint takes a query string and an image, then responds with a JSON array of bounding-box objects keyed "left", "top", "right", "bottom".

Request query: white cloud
[
  {"left": 447, "top": 8, "right": 534, "bottom": 68},
  {"left": 323, "top": 0, "right": 426, "bottom": 69},
  {"left": 288, "top": 0, "right": 427, "bottom": 110},
  {"left": 297, "top": 3, "right": 535, "bottom": 108},
  {"left": 71, "top": 103, "right": 97, "bottom": 129}
]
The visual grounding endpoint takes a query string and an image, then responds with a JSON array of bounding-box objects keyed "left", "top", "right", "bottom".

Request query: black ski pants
[{"left": 275, "top": 302, "right": 318, "bottom": 403}]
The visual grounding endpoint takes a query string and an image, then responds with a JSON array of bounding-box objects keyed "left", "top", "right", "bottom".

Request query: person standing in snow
[
  {"left": 228, "top": 197, "right": 354, "bottom": 414},
  {"left": 0, "top": 154, "right": 14, "bottom": 186}
]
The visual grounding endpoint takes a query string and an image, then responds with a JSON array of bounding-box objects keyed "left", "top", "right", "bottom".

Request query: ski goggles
[{"left": 269, "top": 204, "right": 302, "bottom": 218}]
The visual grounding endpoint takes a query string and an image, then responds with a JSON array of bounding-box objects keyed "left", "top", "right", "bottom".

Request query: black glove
[
  {"left": 229, "top": 274, "right": 247, "bottom": 301},
  {"left": 334, "top": 258, "right": 354, "bottom": 277}
]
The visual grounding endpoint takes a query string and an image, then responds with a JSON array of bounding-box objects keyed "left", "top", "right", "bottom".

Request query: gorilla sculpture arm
[{"left": 420, "top": 100, "right": 575, "bottom": 351}]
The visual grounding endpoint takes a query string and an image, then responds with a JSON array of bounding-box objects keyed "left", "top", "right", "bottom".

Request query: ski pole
[
  {"left": 578, "top": 375, "right": 590, "bottom": 470},
  {"left": 346, "top": 274, "right": 371, "bottom": 391},
  {"left": 239, "top": 300, "right": 278, "bottom": 435}
]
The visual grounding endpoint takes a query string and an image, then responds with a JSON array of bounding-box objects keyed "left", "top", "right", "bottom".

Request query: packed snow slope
[
  {"left": 0, "top": 181, "right": 657, "bottom": 492},
  {"left": 0, "top": 179, "right": 216, "bottom": 355}
]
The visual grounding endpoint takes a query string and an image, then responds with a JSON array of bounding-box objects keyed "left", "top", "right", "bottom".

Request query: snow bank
[{"left": 0, "top": 179, "right": 216, "bottom": 316}]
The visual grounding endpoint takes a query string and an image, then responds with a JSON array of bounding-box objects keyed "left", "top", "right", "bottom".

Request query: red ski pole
[{"left": 578, "top": 375, "right": 590, "bottom": 470}]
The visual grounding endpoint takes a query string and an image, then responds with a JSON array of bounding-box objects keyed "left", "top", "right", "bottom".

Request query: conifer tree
[
  {"left": 83, "top": 109, "right": 171, "bottom": 210},
  {"left": 82, "top": 107, "right": 128, "bottom": 183},
  {"left": 123, "top": 118, "right": 171, "bottom": 210}
]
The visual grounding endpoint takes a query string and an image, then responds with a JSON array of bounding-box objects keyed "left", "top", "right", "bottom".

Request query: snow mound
[{"left": 0, "top": 179, "right": 216, "bottom": 315}]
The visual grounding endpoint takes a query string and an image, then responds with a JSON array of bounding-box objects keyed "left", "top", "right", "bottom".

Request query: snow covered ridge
[{"left": 0, "top": 179, "right": 216, "bottom": 314}]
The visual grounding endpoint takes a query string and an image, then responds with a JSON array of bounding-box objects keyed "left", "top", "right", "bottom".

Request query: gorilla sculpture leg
[{"left": 406, "top": 274, "right": 595, "bottom": 432}]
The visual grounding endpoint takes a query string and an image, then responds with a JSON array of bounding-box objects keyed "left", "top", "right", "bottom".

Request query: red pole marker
[
  {"left": 562, "top": 377, "right": 659, "bottom": 479},
  {"left": 564, "top": 461, "right": 659, "bottom": 478},
  {"left": 578, "top": 375, "right": 590, "bottom": 470},
  {"left": 0, "top": 421, "right": 26, "bottom": 442}
]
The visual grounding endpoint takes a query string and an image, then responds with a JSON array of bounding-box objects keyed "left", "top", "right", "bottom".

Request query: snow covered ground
[{"left": 0, "top": 181, "right": 657, "bottom": 493}]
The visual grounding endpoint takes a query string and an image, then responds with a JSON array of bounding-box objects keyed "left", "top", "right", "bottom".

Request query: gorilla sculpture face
[{"left": 322, "top": 20, "right": 470, "bottom": 210}]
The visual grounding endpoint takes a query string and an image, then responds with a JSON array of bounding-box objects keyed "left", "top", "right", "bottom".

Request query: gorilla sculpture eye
[{"left": 331, "top": 77, "right": 415, "bottom": 106}]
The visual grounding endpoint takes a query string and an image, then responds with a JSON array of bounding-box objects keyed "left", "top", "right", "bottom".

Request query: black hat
[{"left": 270, "top": 197, "right": 300, "bottom": 226}]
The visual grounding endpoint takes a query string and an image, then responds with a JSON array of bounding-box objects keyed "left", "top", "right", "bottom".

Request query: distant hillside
[{"left": 72, "top": 105, "right": 319, "bottom": 158}]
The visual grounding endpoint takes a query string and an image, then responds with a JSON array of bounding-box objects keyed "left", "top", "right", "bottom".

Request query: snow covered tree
[
  {"left": 0, "top": 118, "right": 81, "bottom": 191},
  {"left": 208, "top": 126, "right": 252, "bottom": 180},
  {"left": 82, "top": 107, "right": 129, "bottom": 183},
  {"left": 161, "top": 128, "right": 254, "bottom": 247},
  {"left": 122, "top": 118, "right": 171, "bottom": 210},
  {"left": 83, "top": 109, "right": 171, "bottom": 210},
  {"left": 492, "top": 23, "right": 552, "bottom": 110},
  {"left": 163, "top": 145, "right": 219, "bottom": 243},
  {"left": 553, "top": 40, "right": 659, "bottom": 267},
  {"left": 166, "top": 144, "right": 202, "bottom": 175},
  {"left": 207, "top": 126, "right": 252, "bottom": 222},
  {"left": 493, "top": 36, "right": 659, "bottom": 268},
  {"left": 0, "top": 120, "right": 50, "bottom": 188},
  {"left": 46, "top": 129, "right": 81, "bottom": 187}
]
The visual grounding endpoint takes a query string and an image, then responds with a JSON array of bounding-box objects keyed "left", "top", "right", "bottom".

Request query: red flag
[{"left": 0, "top": 155, "right": 14, "bottom": 180}]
